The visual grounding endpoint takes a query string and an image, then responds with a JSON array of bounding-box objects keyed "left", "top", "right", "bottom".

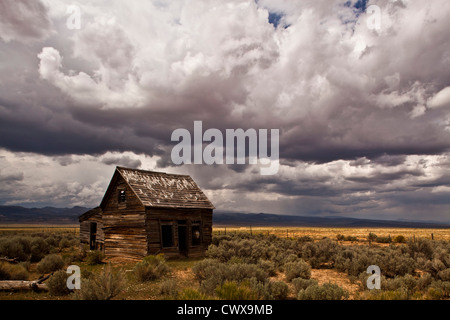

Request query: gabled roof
[{"left": 100, "top": 167, "right": 215, "bottom": 210}]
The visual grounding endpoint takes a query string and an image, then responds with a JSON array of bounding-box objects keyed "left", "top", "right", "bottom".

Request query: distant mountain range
[
  {"left": 0, "top": 206, "right": 449, "bottom": 228},
  {"left": 0, "top": 206, "right": 89, "bottom": 224},
  {"left": 213, "top": 211, "right": 450, "bottom": 229}
]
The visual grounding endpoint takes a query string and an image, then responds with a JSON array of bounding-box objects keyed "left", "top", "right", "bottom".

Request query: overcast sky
[{"left": 1, "top": 0, "right": 450, "bottom": 222}]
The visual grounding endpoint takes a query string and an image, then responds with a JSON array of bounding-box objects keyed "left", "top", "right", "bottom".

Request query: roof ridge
[{"left": 116, "top": 166, "right": 191, "bottom": 177}]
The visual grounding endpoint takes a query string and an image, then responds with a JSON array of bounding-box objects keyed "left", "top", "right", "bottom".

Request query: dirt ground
[{"left": 311, "top": 269, "right": 360, "bottom": 299}]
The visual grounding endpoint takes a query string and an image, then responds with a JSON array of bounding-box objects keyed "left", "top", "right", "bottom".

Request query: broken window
[
  {"left": 118, "top": 189, "right": 126, "bottom": 203},
  {"left": 192, "top": 225, "right": 201, "bottom": 246},
  {"left": 161, "top": 225, "right": 173, "bottom": 247}
]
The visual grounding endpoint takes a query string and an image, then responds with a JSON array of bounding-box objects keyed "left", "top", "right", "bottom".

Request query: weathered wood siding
[
  {"left": 79, "top": 208, "right": 104, "bottom": 250},
  {"left": 102, "top": 174, "right": 147, "bottom": 259},
  {"left": 146, "top": 208, "right": 213, "bottom": 258}
]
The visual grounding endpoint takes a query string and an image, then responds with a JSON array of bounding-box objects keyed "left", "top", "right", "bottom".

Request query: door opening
[
  {"left": 89, "top": 222, "right": 97, "bottom": 250},
  {"left": 178, "top": 226, "right": 188, "bottom": 255}
]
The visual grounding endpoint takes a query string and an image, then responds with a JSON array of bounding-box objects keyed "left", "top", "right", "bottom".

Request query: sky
[{"left": 1, "top": 0, "right": 450, "bottom": 222}]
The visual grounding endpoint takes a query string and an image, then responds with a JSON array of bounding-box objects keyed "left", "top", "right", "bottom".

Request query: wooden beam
[{"left": 0, "top": 281, "right": 48, "bottom": 291}]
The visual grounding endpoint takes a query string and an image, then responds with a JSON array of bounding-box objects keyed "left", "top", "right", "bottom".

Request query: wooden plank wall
[
  {"left": 146, "top": 208, "right": 213, "bottom": 258},
  {"left": 102, "top": 175, "right": 147, "bottom": 259},
  {"left": 79, "top": 211, "right": 104, "bottom": 246}
]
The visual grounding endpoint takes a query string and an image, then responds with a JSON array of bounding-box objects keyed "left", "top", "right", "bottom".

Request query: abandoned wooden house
[{"left": 79, "top": 166, "right": 214, "bottom": 259}]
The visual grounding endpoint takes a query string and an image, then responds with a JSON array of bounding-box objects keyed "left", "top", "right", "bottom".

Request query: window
[
  {"left": 191, "top": 225, "right": 201, "bottom": 246},
  {"left": 118, "top": 189, "right": 126, "bottom": 203},
  {"left": 161, "top": 225, "right": 173, "bottom": 247}
]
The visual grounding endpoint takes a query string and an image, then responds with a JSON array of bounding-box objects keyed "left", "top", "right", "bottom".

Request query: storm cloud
[{"left": 1, "top": 0, "right": 450, "bottom": 222}]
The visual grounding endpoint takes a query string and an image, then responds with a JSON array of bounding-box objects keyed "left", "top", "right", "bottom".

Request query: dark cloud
[
  {"left": 0, "top": 0, "right": 450, "bottom": 222},
  {"left": 101, "top": 156, "right": 142, "bottom": 169}
]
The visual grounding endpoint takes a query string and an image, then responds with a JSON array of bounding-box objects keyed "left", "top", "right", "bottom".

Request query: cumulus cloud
[
  {"left": 428, "top": 87, "right": 450, "bottom": 109},
  {"left": 0, "top": 0, "right": 53, "bottom": 43},
  {"left": 1, "top": 0, "right": 450, "bottom": 222}
]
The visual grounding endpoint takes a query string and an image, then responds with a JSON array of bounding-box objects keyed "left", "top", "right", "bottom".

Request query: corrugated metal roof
[{"left": 116, "top": 167, "right": 215, "bottom": 209}]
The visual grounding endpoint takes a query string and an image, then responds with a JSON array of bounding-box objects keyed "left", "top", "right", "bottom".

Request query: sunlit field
[{"left": 213, "top": 226, "right": 449, "bottom": 241}]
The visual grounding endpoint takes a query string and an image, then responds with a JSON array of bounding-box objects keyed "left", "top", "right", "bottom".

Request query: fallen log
[
  {"left": 0, "top": 280, "right": 48, "bottom": 291},
  {"left": 0, "top": 257, "right": 19, "bottom": 264},
  {"left": 36, "top": 273, "right": 53, "bottom": 284}
]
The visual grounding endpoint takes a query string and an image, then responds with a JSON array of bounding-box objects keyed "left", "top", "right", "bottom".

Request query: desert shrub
[
  {"left": 257, "top": 260, "right": 277, "bottom": 277},
  {"left": 159, "top": 279, "right": 179, "bottom": 297},
  {"left": 433, "top": 246, "right": 450, "bottom": 268},
  {"left": 58, "top": 238, "right": 72, "bottom": 250},
  {"left": 0, "top": 237, "right": 29, "bottom": 261},
  {"left": 247, "top": 279, "right": 289, "bottom": 300},
  {"left": 336, "top": 234, "right": 345, "bottom": 241},
  {"left": 45, "top": 235, "right": 61, "bottom": 248},
  {"left": 226, "top": 263, "right": 267, "bottom": 283},
  {"left": 393, "top": 235, "right": 407, "bottom": 243},
  {"left": 85, "top": 250, "right": 104, "bottom": 265},
  {"left": 292, "top": 278, "right": 318, "bottom": 295},
  {"left": 0, "top": 262, "right": 29, "bottom": 280},
  {"left": 416, "top": 273, "right": 433, "bottom": 291},
  {"left": 408, "top": 239, "right": 434, "bottom": 260},
  {"left": 427, "top": 281, "right": 450, "bottom": 299},
  {"left": 438, "top": 268, "right": 450, "bottom": 281},
  {"left": 47, "top": 270, "right": 70, "bottom": 296},
  {"left": 207, "top": 237, "right": 275, "bottom": 264},
  {"left": 215, "top": 281, "right": 259, "bottom": 300},
  {"left": 376, "top": 250, "right": 415, "bottom": 277},
  {"left": 134, "top": 254, "right": 170, "bottom": 282},
  {"left": 376, "top": 236, "right": 391, "bottom": 244},
  {"left": 384, "top": 275, "right": 417, "bottom": 298},
  {"left": 265, "top": 281, "right": 289, "bottom": 300},
  {"left": 193, "top": 259, "right": 268, "bottom": 295},
  {"left": 267, "top": 281, "right": 289, "bottom": 300},
  {"left": 297, "top": 236, "right": 313, "bottom": 242},
  {"left": 422, "top": 258, "right": 446, "bottom": 278},
  {"left": 368, "top": 233, "right": 378, "bottom": 243},
  {"left": 30, "top": 237, "right": 51, "bottom": 262},
  {"left": 74, "top": 265, "right": 124, "bottom": 300},
  {"left": 36, "top": 254, "right": 64, "bottom": 274},
  {"left": 207, "top": 233, "right": 301, "bottom": 267},
  {"left": 300, "top": 239, "right": 338, "bottom": 268},
  {"left": 284, "top": 259, "right": 311, "bottom": 281},
  {"left": 297, "top": 283, "right": 349, "bottom": 300},
  {"left": 334, "top": 248, "right": 370, "bottom": 276},
  {"left": 0, "top": 233, "right": 78, "bottom": 262},
  {"left": 192, "top": 259, "right": 221, "bottom": 281},
  {"left": 178, "top": 288, "right": 209, "bottom": 300}
]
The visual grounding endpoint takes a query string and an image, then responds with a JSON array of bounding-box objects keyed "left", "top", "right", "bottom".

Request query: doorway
[
  {"left": 89, "top": 222, "right": 97, "bottom": 250},
  {"left": 178, "top": 226, "right": 188, "bottom": 256}
]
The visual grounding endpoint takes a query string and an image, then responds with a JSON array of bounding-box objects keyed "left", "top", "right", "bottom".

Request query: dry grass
[{"left": 213, "top": 226, "right": 449, "bottom": 241}]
